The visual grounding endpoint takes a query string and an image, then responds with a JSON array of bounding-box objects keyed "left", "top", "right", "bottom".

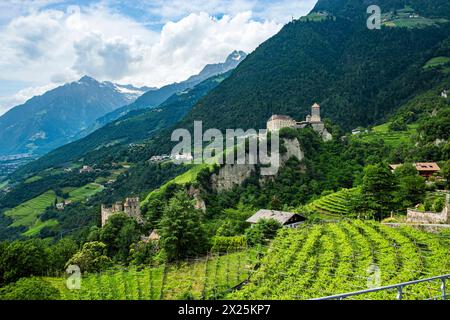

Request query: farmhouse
[
  {"left": 79, "top": 165, "right": 94, "bottom": 173},
  {"left": 247, "top": 209, "right": 306, "bottom": 228},
  {"left": 389, "top": 162, "right": 441, "bottom": 178},
  {"left": 101, "top": 197, "right": 143, "bottom": 227},
  {"left": 56, "top": 200, "right": 72, "bottom": 211},
  {"left": 415, "top": 163, "right": 441, "bottom": 178}
]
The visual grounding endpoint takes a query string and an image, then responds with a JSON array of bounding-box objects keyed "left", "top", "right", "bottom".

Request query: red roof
[{"left": 415, "top": 163, "right": 440, "bottom": 172}]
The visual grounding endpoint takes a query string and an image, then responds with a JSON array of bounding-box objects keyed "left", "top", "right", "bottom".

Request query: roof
[
  {"left": 247, "top": 209, "right": 300, "bottom": 225},
  {"left": 312, "top": 103, "right": 320, "bottom": 109},
  {"left": 415, "top": 162, "right": 440, "bottom": 172},
  {"left": 268, "top": 114, "right": 294, "bottom": 121},
  {"left": 389, "top": 163, "right": 441, "bottom": 172},
  {"left": 149, "top": 229, "right": 160, "bottom": 240}
]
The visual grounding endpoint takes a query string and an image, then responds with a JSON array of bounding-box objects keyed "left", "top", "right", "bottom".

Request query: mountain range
[
  {"left": 0, "top": 51, "right": 247, "bottom": 158},
  {"left": 0, "top": 77, "right": 148, "bottom": 156},
  {"left": 90, "top": 50, "right": 247, "bottom": 129}
]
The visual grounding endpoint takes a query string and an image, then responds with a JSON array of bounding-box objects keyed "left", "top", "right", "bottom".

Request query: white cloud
[
  {"left": 127, "top": 0, "right": 317, "bottom": 25},
  {"left": 128, "top": 11, "right": 282, "bottom": 86},
  {"left": 0, "top": 0, "right": 317, "bottom": 114},
  {"left": 0, "top": 4, "right": 157, "bottom": 85}
]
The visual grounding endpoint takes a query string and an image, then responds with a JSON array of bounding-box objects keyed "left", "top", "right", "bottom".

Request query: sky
[{"left": 0, "top": 0, "right": 317, "bottom": 115}]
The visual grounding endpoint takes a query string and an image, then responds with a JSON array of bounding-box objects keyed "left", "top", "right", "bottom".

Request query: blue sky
[{"left": 0, "top": 0, "right": 317, "bottom": 115}]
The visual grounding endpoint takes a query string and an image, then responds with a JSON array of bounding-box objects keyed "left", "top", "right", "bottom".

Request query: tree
[
  {"left": 129, "top": 241, "right": 159, "bottom": 266},
  {"left": 245, "top": 219, "right": 282, "bottom": 245},
  {"left": 441, "top": 160, "right": 450, "bottom": 189},
  {"left": 0, "top": 277, "right": 60, "bottom": 300},
  {"left": 389, "top": 118, "right": 408, "bottom": 132},
  {"left": 393, "top": 164, "right": 426, "bottom": 211},
  {"left": 65, "top": 242, "right": 112, "bottom": 273},
  {"left": 47, "top": 238, "right": 79, "bottom": 273},
  {"left": 215, "top": 203, "right": 253, "bottom": 237},
  {"left": 0, "top": 239, "right": 48, "bottom": 285},
  {"left": 158, "top": 191, "right": 206, "bottom": 261},
  {"left": 99, "top": 213, "right": 141, "bottom": 262},
  {"left": 362, "top": 164, "right": 396, "bottom": 220}
]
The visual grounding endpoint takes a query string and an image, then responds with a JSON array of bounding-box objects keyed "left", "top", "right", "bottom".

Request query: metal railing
[{"left": 311, "top": 274, "right": 450, "bottom": 300}]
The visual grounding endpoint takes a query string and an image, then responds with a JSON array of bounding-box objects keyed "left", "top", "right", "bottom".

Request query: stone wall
[{"left": 406, "top": 194, "right": 449, "bottom": 224}]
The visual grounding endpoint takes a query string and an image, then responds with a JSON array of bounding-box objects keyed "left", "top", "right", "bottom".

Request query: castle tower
[
  {"left": 101, "top": 205, "right": 113, "bottom": 227},
  {"left": 124, "top": 197, "right": 143, "bottom": 223},
  {"left": 114, "top": 201, "right": 123, "bottom": 212},
  {"left": 310, "top": 103, "right": 321, "bottom": 122}
]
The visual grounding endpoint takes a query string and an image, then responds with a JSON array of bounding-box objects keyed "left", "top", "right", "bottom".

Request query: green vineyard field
[
  {"left": 231, "top": 221, "right": 450, "bottom": 300},
  {"left": 307, "top": 188, "right": 359, "bottom": 215},
  {"left": 42, "top": 221, "right": 449, "bottom": 300},
  {"left": 45, "top": 249, "right": 261, "bottom": 300}
]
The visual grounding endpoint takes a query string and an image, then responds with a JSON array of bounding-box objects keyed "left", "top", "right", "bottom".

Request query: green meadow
[{"left": 4, "top": 190, "right": 58, "bottom": 234}]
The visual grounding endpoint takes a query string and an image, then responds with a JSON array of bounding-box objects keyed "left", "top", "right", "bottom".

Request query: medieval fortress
[
  {"left": 101, "top": 197, "right": 143, "bottom": 227},
  {"left": 267, "top": 103, "right": 332, "bottom": 141}
]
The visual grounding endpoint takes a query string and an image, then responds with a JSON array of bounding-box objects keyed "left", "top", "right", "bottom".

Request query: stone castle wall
[{"left": 101, "top": 197, "right": 142, "bottom": 226}]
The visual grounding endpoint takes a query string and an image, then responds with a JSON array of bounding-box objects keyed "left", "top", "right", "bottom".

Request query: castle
[
  {"left": 101, "top": 197, "right": 143, "bottom": 227},
  {"left": 267, "top": 103, "right": 332, "bottom": 141}
]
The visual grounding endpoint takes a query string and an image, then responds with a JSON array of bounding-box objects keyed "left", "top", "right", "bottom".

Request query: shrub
[
  {"left": 211, "top": 236, "right": 247, "bottom": 253},
  {"left": 0, "top": 277, "right": 60, "bottom": 300},
  {"left": 65, "top": 241, "right": 112, "bottom": 273},
  {"left": 245, "top": 219, "right": 282, "bottom": 245}
]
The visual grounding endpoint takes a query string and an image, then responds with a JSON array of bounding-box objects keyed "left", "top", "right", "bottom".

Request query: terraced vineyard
[
  {"left": 4, "top": 190, "right": 59, "bottom": 235},
  {"left": 307, "top": 188, "right": 359, "bottom": 215},
  {"left": 45, "top": 249, "right": 260, "bottom": 300},
  {"left": 231, "top": 221, "right": 450, "bottom": 300}
]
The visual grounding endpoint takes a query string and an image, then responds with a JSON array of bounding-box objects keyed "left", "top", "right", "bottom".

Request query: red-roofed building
[
  {"left": 414, "top": 163, "right": 441, "bottom": 177},
  {"left": 389, "top": 162, "right": 441, "bottom": 178}
]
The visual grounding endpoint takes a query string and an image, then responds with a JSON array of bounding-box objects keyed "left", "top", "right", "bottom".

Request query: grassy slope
[
  {"left": 382, "top": 7, "right": 448, "bottom": 29},
  {"left": 424, "top": 56, "right": 450, "bottom": 69},
  {"left": 351, "top": 122, "right": 418, "bottom": 148},
  {"left": 141, "top": 163, "right": 211, "bottom": 206},
  {"left": 67, "top": 183, "right": 104, "bottom": 202},
  {"left": 3, "top": 190, "right": 59, "bottom": 236},
  {"left": 3, "top": 182, "right": 103, "bottom": 236},
  {"left": 4, "top": 190, "right": 57, "bottom": 228}
]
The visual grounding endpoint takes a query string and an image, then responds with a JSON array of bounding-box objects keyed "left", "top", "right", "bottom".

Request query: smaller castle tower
[
  {"left": 124, "top": 197, "right": 143, "bottom": 223},
  {"left": 310, "top": 103, "right": 321, "bottom": 122}
]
